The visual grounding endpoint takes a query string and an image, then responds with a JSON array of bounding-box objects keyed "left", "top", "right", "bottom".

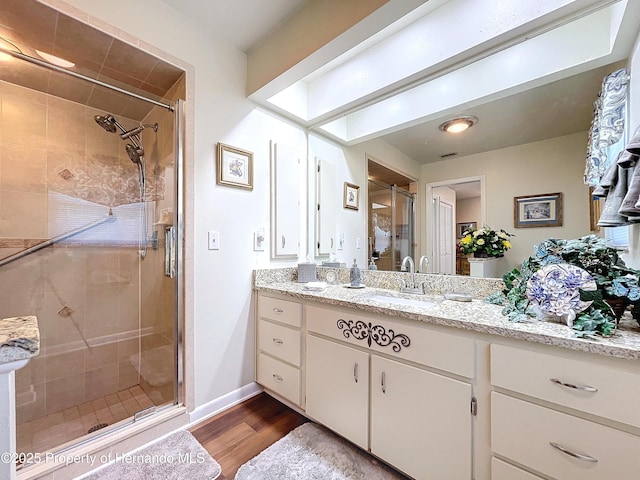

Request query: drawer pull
[
  {"left": 272, "top": 308, "right": 284, "bottom": 314},
  {"left": 550, "top": 378, "right": 598, "bottom": 392},
  {"left": 381, "top": 372, "right": 386, "bottom": 394},
  {"left": 549, "top": 442, "right": 598, "bottom": 463},
  {"left": 273, "top": 374, "right": 284, "bottom": 382},
  {"left": 272, "top": 338, "right": 284, "bottom": 345},
  {"left": 354, "top": 363, "right": 359, "bottom": 383}
]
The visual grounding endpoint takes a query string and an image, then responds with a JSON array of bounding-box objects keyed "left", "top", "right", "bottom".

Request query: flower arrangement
[
  {"left": 486, "top": 235, "right": 640, "bottom": 337},
  {"left": 459, "top": 225, "right": 513, "bottom": 257}
]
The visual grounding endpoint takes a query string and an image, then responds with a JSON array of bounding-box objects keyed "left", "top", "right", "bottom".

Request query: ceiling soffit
[{"left": 248, "top": 0, "right": 638, "bottom": 151}]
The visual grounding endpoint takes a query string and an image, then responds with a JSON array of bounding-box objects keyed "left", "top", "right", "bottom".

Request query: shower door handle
[{"left": 164, "top": 226, "right": 176, "bottom": 278}]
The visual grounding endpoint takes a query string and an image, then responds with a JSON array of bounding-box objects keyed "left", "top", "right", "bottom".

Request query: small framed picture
[
  {"left": 216, "top": 142, "right": 253, "bottom": 190},
  {"left": 514, "top": 192, "right": 563, "bottom": 228},
  {"left": 457, "top": 222, "right": 477, "bottom": 238},
  {"left": 343, "top": 182, "right": 360, "bottom": 210}
]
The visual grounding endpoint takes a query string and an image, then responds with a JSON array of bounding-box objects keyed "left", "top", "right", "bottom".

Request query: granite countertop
[
  {"left": 254, "top": 268, "right": 640, "bottom": 361},
  {"left": 0, "top": 316, "right": 40, "bottom": 364}
]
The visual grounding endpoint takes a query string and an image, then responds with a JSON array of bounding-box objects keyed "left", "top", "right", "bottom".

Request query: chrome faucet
[
  {"left": 418, "top": 255, "right": 429, "bottom": 273},
  {"left": 400, "top": 256, "right": 423, "bottom": 294}
]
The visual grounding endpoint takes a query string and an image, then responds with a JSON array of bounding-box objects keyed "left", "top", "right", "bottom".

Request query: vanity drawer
[
  {"left": 491, "top": 392, "right": 640, "bottom": 480},
  {"left": 258, "top": 295, "right": 301, "bottom": 327},
  {"left": 491, "top": 457, "right": 543, "bottom": 480},
  {"left": 257, "top": 352, "right": 301, "bottom": 405},
  {"left": 258, "top": 319, "right": 301, "bottom": 366},
  {"left": 491, "top": 344, "right": 640, "bottom": 427},
  {"left": 306, "top": 304, "right": 474, "bottom": 378}
]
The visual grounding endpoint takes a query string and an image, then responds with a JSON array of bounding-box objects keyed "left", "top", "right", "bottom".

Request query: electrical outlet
[
  {"left": 356, "top": 237, "right": 361, "bottom": 249},
  {"left": 208, "top": 231, "right": 220, "bottom": 250}
]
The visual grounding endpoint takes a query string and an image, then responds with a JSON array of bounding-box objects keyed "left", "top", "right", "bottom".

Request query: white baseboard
[{"left": 188, "top": 382, "right": 262, "bottom": 427}]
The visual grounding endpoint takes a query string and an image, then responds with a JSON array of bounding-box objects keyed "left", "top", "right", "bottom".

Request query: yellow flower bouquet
[{"left": 459, "top": 225, "right": 513, "bottom": 257}]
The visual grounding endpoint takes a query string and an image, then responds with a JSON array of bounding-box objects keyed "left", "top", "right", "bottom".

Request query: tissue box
[{"left": 297, "top": 263, "right": 317, "bottom": 283}]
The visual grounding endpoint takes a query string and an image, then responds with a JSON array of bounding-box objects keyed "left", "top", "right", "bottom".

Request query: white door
[
  {"left": 370, "top": 355, "right": 473, "bottom": 479},
  {"left": 434, "top": 196, "right": 455, "bottom": 274},
  {"left": 306, "top": 335, "right": 369, "bottom": 449}
]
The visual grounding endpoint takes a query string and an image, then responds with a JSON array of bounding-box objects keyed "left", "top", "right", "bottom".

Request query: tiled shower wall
[{"left": 0, "top": 79, "right": 149, "bottom": 425}]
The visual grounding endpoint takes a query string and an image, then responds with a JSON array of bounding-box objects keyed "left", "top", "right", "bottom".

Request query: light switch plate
[{"left": 208, "top": 231, "right": 220, "bottom": 250}]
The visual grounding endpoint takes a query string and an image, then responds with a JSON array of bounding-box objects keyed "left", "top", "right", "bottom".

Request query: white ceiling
[{"left": 158, "top": 0, "right": 308, "bottom": 52}]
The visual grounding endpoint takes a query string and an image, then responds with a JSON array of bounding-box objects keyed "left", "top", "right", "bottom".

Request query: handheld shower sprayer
[{"left": 94, "top": 113, "right": 158, "bottom": 260}]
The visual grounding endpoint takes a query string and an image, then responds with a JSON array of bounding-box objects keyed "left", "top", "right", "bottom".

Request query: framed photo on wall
[
  {"left": 456, "top": 222, "right": 477, "bottom": 238},
  {"left": 216, "top": 142, "right": 253, "bottom": 190},
  {"left": 343, "top": 182, "right": 360, "bottom": 210},
  {"left": 514, "top": 192, "right": 563, "bottom": 228}
]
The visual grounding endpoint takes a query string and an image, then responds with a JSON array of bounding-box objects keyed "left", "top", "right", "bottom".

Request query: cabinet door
[
  {"left": 371, "top": 355, "right": 472, "bottom": 479},
  {"left": 315, "top": 157, "right": 336, "bottom": 256},
  {"left": 306, "top": 335, "right": 369, "bottom": 449},
  {"left": 271, "top": 143, "right": 300, "bottom": 258}
]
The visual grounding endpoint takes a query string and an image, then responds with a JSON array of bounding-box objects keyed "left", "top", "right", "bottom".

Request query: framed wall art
[
  {"left": 216, "top": 142, "right": 253, "bottom": 190},
  {"left": 343, "top": 182, "right": 360, "bottom": 210},
  {"left": 514, "top": 192, "right": 563, "bottom": 228},
  {"left": 456, "top": 222, "right": 477, "bottom": 238}
]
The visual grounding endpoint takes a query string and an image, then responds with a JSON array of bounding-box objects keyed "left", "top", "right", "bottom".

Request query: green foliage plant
[{"left": 486, "top": 235, "right": 640, "bottom": 336}]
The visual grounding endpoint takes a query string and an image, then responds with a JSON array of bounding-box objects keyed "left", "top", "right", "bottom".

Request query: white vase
[{"left": 467, "top": 257, "right": 499, "bottom": 278}]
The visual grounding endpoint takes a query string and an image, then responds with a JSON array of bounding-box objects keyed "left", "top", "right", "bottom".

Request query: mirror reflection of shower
[{"left": 94, "top": 113, "right": 158, "bottom": 258}]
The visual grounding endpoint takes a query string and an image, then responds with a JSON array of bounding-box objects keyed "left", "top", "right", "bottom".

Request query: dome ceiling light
[{"left": 438, "top": 115, "right": 478, "bottom": 133}]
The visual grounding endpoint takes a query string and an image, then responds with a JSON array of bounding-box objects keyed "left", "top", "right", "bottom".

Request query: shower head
[
  {"left": 125, "top": 144, "right": 144, "bottom": 164},
  {"left": 94, "top": 113, "right": 129, "bottom": 135},
  {"left": 94, "top": 114, "right": 118, "bottom": 133}
]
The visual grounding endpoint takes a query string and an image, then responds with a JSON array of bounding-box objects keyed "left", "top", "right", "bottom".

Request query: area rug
[
  {"left": 82, "top": 430, "right": 221, "bottom": 480},
  {"left": 235, "top": 422, "right": 407, "bottom": 480}
]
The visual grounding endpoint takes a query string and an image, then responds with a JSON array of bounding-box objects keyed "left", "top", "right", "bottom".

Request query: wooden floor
[{"left": 190, "top": 392, "right": 308, "bottom": 480}]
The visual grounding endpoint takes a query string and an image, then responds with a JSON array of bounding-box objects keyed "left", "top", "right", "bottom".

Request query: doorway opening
[
  {"left": 426, "top": 176, "right": 485, "bottom": 275},
  {"left": 367, "top": 159, "right": 417, "bottom": 271}
]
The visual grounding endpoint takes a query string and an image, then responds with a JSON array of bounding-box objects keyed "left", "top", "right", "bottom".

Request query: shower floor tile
[{"left": 17, "top": 385, "right": 155, "bottom": 455}]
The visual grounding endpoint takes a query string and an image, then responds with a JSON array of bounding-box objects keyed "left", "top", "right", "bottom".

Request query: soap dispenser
[
  {"left": 350, "top": 259, "right": 361, "bottom": 287},
  {"left": 368, "top": 257, "right": 378, "bottom": 270}
]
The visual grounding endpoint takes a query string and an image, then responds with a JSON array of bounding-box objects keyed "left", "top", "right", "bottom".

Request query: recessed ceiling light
[
  {"left": 35, "top": 50, "right": 75, "bottom": 68},
  {"left": 438, "top": 115, "right": 478, "bottom": 133}
]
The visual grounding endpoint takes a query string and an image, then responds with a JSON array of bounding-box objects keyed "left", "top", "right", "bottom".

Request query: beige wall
[
  {"left": 422, "top": 131, "right": 592, "bottom": 274},
  {"left": 457, "top": 197, "right": 481, "bottom": 227}
]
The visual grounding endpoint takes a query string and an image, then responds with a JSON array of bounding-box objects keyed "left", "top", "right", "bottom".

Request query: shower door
[
  {"left": 0, "top": 71, "right": 182, "bottom": 458},
  {"left": 368, "top": 180, "right": 415, "bottom": 271}
]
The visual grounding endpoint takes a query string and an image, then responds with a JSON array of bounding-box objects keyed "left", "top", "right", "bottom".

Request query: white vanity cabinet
[
  {"left": 490, "top": 343, "right": 640, "bottom": 480},
  {"left": 256, "top": 295, "right": 303, "bottom": 406},
  {"left": 305, "top": 303, "right": 474, "bottom": 479},
  {"left": 306, "top": 335, "right": 369, "bottom": 449}
]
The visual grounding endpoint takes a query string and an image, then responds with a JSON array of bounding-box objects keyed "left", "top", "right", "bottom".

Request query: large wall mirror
[
  {"left": 300, "top": 1, "right": 639, "bottom": 277},
  {"left": 376, "top": 61, "right": 628, "bottom": 276}
]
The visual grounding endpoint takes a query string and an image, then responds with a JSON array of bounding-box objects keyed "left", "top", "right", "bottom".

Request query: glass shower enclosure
[
  {"left": 368, "top": 180, "right": 415, "bottom": 271},
  {"left": 0, "top": 12, "right": 184, "bottom": 460}
]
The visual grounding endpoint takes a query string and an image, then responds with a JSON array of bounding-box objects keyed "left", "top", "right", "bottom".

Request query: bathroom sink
[{"left": 366, "top": 293, "right": 436, "bottom": 309}]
